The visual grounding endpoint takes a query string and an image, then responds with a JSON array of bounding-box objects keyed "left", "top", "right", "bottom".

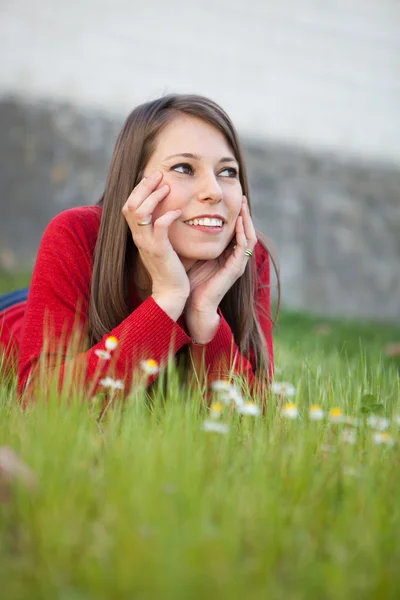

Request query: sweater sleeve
[
  {"left": 17, "top": 209, "right": 191, "bottom": 404},
  {"left": 188, "top": 242, "right": 274, "bottom": 400}
]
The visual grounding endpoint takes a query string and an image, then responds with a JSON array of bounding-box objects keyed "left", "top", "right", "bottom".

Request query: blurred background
[{"left": 0, "top": 0, "right": 399, "bottom": 321}]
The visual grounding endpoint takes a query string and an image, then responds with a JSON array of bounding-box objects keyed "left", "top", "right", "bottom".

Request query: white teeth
[{"left": 185, "top": 217, "right": 223, "bottom": 227}]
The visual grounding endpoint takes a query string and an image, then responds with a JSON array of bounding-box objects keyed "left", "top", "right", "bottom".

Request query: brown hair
[{"left": 88, "top": 94, "right": 280, "bottom": 376}]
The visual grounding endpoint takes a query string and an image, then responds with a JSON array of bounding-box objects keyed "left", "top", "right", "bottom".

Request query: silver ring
[
  {"left": 137, "top": 218, "right": 152, "bottom": 226},
  {"left": 245, "top": 249, "right": 254, "bottom": 257}
]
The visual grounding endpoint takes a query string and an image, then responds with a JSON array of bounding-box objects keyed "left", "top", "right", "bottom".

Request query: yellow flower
[
  {"left": 105, "top": 336, "right": 119, "bottom": 351},
  {"left": 140, "top": 359, "right": 160, "bottom": 376},
  {"left": 328, "top": 408, "right": 345, "bottom": 423},
  {"left": 309, "top": 405, "right": 324, "bottom": 420},
  {"left": 281, "top": 403, "right": 299, "bottom": 419},
  {"left": 210, "top": 402, "right": 223, "bottom": 419}
]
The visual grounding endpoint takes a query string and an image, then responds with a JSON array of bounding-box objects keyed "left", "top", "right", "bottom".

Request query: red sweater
[{"left": 0, "top": 206, "right": 274, "bottom": 401}]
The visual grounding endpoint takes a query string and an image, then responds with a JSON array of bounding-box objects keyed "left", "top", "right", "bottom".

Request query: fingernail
[{"left": 151, "top": 170, "right": 161, "bottom": 180}]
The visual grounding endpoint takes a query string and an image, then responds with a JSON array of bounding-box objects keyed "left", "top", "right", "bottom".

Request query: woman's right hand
[{"left": 122, "top": 170, "right": 190, "bottom": 316}]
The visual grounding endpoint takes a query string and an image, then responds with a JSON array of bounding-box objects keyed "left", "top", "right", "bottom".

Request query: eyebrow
[{"left": 164, "top": 152, "right": 238, "bottom": 164}]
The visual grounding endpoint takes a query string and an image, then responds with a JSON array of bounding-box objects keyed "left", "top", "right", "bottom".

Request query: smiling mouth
[{"left": 184, "top": 217, "right": 224, "bottom": 227}]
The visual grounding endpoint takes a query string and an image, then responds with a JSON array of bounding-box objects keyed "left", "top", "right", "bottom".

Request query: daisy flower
[
  {"left": 99, "top": 377, "right": 124, "bottom": 390},
  {"left": 105, "top": 336, "right": 119, "bottom": 351},
  {"left": 271, "top": 382, "right": 296, "bottom": 397},
  {"left": 366, "top": 415, "right": 389, "bottom": 431},
  {"left": 226, "top": 387, "right": 244, "bottom": 407},
  {"left": 237, "top": 402, "right": 261, "bottom": 416},
  {"left": 281, "top": 403, "right": 299, "bottom": 419},
  {"left": 210, "top": 380, "right": 244, "bottom": 406},
  {"left": 328, "top": 408, "right": 345, "bottom": 424},
  {"left": 202, "top": 420, "right": 230, "bottom": 434},
  {"left": 210, "top": 380, "right": 235, "bottom": 393},
  {"left": 309, "top": 405, "right": 324, "bottom": 421},
  {"left": 140, "top": 359, "right": 160, "bottom": 376},
  {"left": 372, "top": 431, "right": 394, "bottom": 446},
  {"left": 209, "top": 402, "right": 223, "bottom": 420}
]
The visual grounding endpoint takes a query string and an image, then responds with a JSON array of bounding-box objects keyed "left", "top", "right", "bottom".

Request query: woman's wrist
[
  {"left": 187, "top": 311, "right": 220, "bottom": 345},
  {"left": 151, "top": 293, "right": 187, "bottom": 322}
]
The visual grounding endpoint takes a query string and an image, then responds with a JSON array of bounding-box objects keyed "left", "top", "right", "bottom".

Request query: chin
[{"left": 180, "top": 248, "right": 222, "bottom": 262}]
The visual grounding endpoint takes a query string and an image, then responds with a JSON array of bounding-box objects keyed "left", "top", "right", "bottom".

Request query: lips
[{"left": 184, "top": 222, "right": 224, "bottom": 234}]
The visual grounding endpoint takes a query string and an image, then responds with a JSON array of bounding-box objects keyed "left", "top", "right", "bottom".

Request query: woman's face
[{"left": 143, "top": 115, "right": 243, "bottom": 271}]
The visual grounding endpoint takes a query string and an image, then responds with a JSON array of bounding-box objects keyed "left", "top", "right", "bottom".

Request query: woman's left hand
[{"left": 185, "top": 196, "right": 257, "bottom": 343}]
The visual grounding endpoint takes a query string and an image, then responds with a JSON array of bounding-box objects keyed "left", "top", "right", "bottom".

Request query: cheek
[
  {"left": 225, "top": 185, "right": 242, "bottom": 212},
  {"left": 151, "top": 181, "right": 185, "bottom": 221}
]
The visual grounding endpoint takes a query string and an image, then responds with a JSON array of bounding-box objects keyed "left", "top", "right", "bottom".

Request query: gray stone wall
[{"left": 1, "top": 97, "right": 399, "bottom": 320}]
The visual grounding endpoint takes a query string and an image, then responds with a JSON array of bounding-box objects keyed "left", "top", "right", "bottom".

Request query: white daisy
[
  {"left": 210, "top": 380, "right": 235, "bottom": 393},
  {"left": 227, "top": 388, "right": 244, "bottom": 407},
  {"left": 210, "top": 380, "right": 244, "bottom": 406},
  {"left": 202, "top": 420, "right": 230, "bottom": 434},
  {"left": 94, "top": 349, "right": 111, "bottom": 360},
  {"left": 237, "top": 402, "right": 261, "bottom": 416},
  {"left": 99, "top": 377, "right": 124, "bottom": 390},
  {"left": 309, "top": 405, "right": 324, "bottom": 421},
  {"left": 140, "top": 359, "right": 160, "bottom": 376},
  {"left": 367, "top": 415, "right": 389, "bottom": 431},
  {"left": 372, "top": 431, "right": 394, "bottom": 446},
  {"left": 281, "top": 403, "right": 299, "bottom": 419},
  {"left": 105, "top": 336, "right": 119, "bottom": 351},
  {"left": 271, "top": 382, "right": 296, "bottom": 397}
]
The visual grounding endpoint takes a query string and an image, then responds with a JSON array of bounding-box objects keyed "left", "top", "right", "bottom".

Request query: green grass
[{"left": 1, "top": 273, "right": 400, "bottom": 599}]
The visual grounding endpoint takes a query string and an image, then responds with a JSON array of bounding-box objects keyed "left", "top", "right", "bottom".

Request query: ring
[
  {"left": 137, "top": 218, "right": 152, "bottom": 226},
  {"left": 245, "top": 249, "right": 254, "bottom": 257}
]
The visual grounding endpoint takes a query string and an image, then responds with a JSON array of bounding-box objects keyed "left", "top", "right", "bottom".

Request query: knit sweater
[{"left": 0, "top": 206, "right": 274, "bottom": 402}]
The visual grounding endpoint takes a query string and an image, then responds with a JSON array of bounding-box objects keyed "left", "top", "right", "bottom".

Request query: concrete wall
[
  {"left": 1, "top": 0, "right": 400, "bottom": 319},
  {"left": 1, "top": 97, "right": 399, "bottom": 320},
  {"left": 1, "top": 0, "right": 399, "bottom": 164}
]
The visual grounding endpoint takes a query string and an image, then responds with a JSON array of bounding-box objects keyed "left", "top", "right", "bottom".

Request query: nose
[{"left": 196, "top": 170, "right": 223, "bottom": 204}]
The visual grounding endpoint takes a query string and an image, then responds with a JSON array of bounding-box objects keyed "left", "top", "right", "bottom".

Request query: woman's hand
[
  {"left": 122, "top": 170, "right": 190, "bottom": 318},
  {"left": 185, "top": 196, "right": 257, "bottom": 343}
]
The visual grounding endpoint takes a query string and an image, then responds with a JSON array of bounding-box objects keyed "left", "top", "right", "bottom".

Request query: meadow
[{"left": 1, "top": 271, "right": 400, "bottom": 599}]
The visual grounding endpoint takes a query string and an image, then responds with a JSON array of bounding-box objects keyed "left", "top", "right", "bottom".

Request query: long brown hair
[{"left": 88, "top": 94, "right": 280, "bottom": 375}]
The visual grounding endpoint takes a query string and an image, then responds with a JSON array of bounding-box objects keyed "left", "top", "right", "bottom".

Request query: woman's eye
[
  {"left": 171, "top": 163, "right": 193, "bottom": 175},
  {"left": 170, "top": 164, "right": 238, "bottom": 178},
  {"left": 219, "top": 167, "right": 238, "bottom": 178}
]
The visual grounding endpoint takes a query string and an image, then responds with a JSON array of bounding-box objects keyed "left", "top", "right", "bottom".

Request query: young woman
[{"left": 0, "top": 94, "right": 279, "bottom": 405}]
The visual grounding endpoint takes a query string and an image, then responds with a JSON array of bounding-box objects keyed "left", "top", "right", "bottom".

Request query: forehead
[{"left": 153, "top": 114, "right": 233, "bottom": 158}]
